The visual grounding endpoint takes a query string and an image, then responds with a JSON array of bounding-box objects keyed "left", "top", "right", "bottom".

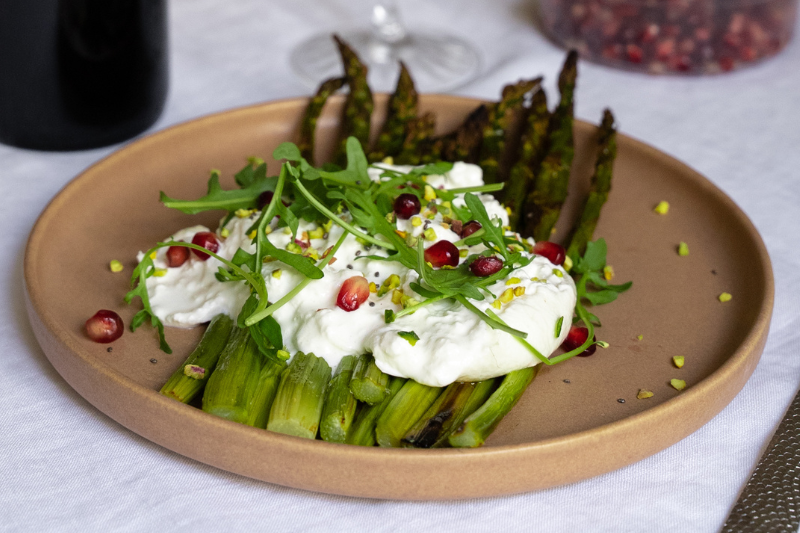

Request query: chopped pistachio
[
  {"left": 149, "top": 251, "right": 157, "bottom": 260},
  {"left": 513, "top": 286, "right": 525, "bottom": 297},
  {"left": 264, "top": 225, "right": 272, "bottom": 235},
  {"left": 491, "top": 300, "right": 502, "bottom": 310},
  {"left": 283, "top": 227, "right": 292, "bottom": 235},
  {"left": 248, "top": 230, "right": 257, "bottom": 240},
  {"left": 423, "top": 228, "right": 437, "bottom": 241},
  {"left": 718, "top": 292, "right": 732, "bottom": 303},
  {"left": 654, "top": 201, "right": 670, "bottom": 215},
  {"left": 673, "top": 355, "right": 685, "bottom": 368},
  {"left": 304, "top": 248, "right": 319, "bottom": 260},
  {"left": 401, "top": 296, "right": 420, "bottom": 309},
  {"left": 553, "top": 269, "right": 564, "bottom": 278},
  {"left": 405, "top": 235, "right": 418, "bottom": 247},
  {"left": 377, "top": 274, "right": 401, "bottom": 297},
  {"left": 506, "top": 277, "right": 521, "bottom": 285},
  {"left": 322, "top": 219, "right": 334, "bottom": 232},
  {"left": 391, "top": 289, "right": 404, "bottom": 305},
  {"left": 235, "top": 208, "right": 252, "bottom": 218},
  {"left": 423, "top": 185, "right": 436, "bottom": 201},
  {"left": 276, "top": 350, "right": 290, "bottom": 361},
  {"left": 459, "top": 249, "right": 468, "bottom": 258},
  {"left": 563, "top": 255, "right": 573, "bottom": 272},
  {"left": 670, "top": 378, "right": 687, "bottom": 391},
  {"left": 505, "top": 206, "right": 512, "bottom": 215},
  {"left": 410, "top": 216, "right": 423, "bottom": 227},
  {"left": 441, "top": 222, "right": 450, "bottom": 231},
  {"left": 286, "top": 242, "right": 303, "bottom": 254},
  {"left": 382, "top": 156, "right": 394, "bottom": 165},
  {"left": 637, "top": 390, "right": 654, "bottom": 399},
  {"left": 109, "top": 260, "right": 124, "bottom": 273},
  {"left": 603, "top": 265, "right": 615, "bottom": 281},
  {"left": 309, "top": 227, "right": 325, "bottom": 239},
  {"left": 369, "top": 282, "right": 377, "bottom": 293},
  {"left": 426, "top": 212, "right": 436, "bottom": 220},
  {"left": 637, "top": 334, "right": 643, "bottom": 341},
  {"left": 678, "top": 242, "right": 689, "bottom": 256},
  {"left": 499, "top": 288, "right": 514, "bottom": 303},
  {"left": 153, "top": 268, "right": 167, "bottom": 277},
  {"left": 183, "top": 364, "right": 206, "bottom": 380},
  {"left": 272, "top": 269, "right": 282, "bottom": 279},
  {"left": 220, "top": 228, "right": 230, "bottom": 238}
]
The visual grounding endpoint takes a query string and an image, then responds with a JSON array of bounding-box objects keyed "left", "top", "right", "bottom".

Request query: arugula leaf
[
  {"left": 463, "top": 193, "right": 510, "bottom": 261},
  {"left": 124, "top": 247, "right": 171, "bottom": 353},
  {"left": 161, "top": 170, "right": 276, "bottom": 214},
  {"left": 318, "top": 137, "right": 370, "bottom": 187},
  {"left": 234, "top": 160, "right": 267, "bottom": 188},
  {"left": 273, "top": 142, "right": 303, "bottom": 162}
]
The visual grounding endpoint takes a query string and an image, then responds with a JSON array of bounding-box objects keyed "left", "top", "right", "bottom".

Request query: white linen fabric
[{"left": 2, "top": 1, "right": 799, "bottom": 531}]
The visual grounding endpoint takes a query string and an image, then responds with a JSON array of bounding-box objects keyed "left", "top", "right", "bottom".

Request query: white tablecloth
[{"left": 2, "top": 1, "right": 799, "bottom": 531}]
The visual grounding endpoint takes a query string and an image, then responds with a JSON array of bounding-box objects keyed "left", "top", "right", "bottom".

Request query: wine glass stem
[{"left": 371, "top": 3, "right": 406, "bottom": 44}]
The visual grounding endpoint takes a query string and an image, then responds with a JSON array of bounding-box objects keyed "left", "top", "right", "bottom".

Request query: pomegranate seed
[
  {"left": 191, "top": 232, "right": 220, "bottom": 261},
  {"left": 626, "top": 44, "right": 643, "bottom": 63},
  {"left": 561, "top": 325, "right": 597, "bottom": 357},
  {"left": 166, "top": 243, "right": 189, "bottom": 267},
  {"left": 719, "top": 56, "right": 735, "bottom": 71},
  {"left": 257, "top": 191, "right": 289, "bottom": 209},
  {"left": 470, "top": 256, "right": 503, "bottom": 277},
  {"left": 85, "top": 310, "right": 124, "bottom": 343},
  {"left": 460, "top": 220, "right": 482, "bottom": 238},
  {"left": 393, "top": 193, "right": 421, "bottom": 219},
  {"left": 336, "top": 276, "right": 369, "bottom": 312},
  {"left": 532, "top": 241, "right": 566, "bottom": 266},
  {"left": 424, "top": 241, "right": 459, "bottom": 268}
]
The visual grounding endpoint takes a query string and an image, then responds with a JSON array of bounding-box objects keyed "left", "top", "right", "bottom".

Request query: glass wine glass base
[{"left": 290, "top": 30, "right": 481, "bottom": 94}]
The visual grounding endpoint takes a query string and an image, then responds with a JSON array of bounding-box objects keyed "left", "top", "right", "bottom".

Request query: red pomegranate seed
[
  {"left": 257, "top": 191, "right": 289, "bottom": 209},
  {"left": 626, "top": 44, "right": 643, "bottom": 63},
  {"left": 470, "top": 256, "right": 504, "bottom": 277},
  {"left": 336, "top": 276, "right": 369, "bottom": 312},
  {"left": 424, "top": 241, "right": 459, "bottom": 268},
  {"left": 191, "top": 232, "right": 220, "bottom": 261},
  {"left": 460, "top": 220, "right": 482, "bottom": 238},
  {"left": 561, "top": 325, "right": 597, "bottom": 357},
  {"left": 532, "top": 241, "right": 566, "bottom": 266},
  {"left": 166, "top": 243, "right": 189, "bottom": 267},
  {"left": 393, "top": 193, "right": 421, "bottom": 219},
  {"left": 85, "top": 310, "right": 124, "bottom": 343}
]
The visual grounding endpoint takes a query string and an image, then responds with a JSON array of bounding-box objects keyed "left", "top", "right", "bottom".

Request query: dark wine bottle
[{"left": 0, "top": 0, "right": 168, "bottom": 151}]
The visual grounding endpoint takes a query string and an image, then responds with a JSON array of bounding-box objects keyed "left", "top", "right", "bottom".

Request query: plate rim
[{"left": 23, "top": 94, "right": 775, "bottom": 499}]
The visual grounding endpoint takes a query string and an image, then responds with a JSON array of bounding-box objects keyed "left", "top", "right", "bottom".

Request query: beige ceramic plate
[{"left": 24, "top": 95, "right": 773, "bottom": 499}]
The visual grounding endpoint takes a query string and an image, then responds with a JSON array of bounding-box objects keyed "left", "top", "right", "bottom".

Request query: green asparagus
[
  {"left": 400, "top": 381, "right": 477, "bottom": 448},
  {"left": 503, "top": 88, "right": 550, "bottom": 231},
  {"left": 522, "top": 50, "right": 578, "bottom": 241},
  {"left": 267, "top": 351, "right": 332, "bottom": 439},
  {"left": 298, "top": 76, "right": 346, "bottom": 163},
  {"left": 395, "top": 113, "right": 436, "bottom": 165},
  {"left": 346, "top": 376, "right": 406, "bottom": 447},
  {"left": 320, "top": 355, "right": 358, "bottom": 443},
  {"left": 433, "top": 104, "right": 490, "bottom": 164},
  {"left": 566, "top": 108, "right": 617, "bottom": 263},
  {"left": 349, "top": 354, "right": 390, "bottom": 405},
  {"left": 449, "top": 366, "right": 540, "bottom": 448},
  {"left": 243, "top": 355, "right": 287, "bottom": 429},
  {"left": 478, "top": 78, "right": 542, "bottom": 185},
  {"left": 159, "top": 314, "right": 234, "bottom": 403},
  {"left": 333, "top": 35, "right": 373, "bottom": 167},
  {"left": 369, "top": 61, "right": 418, "bottom": 162},
  {"left": 376, "top": 380, "right": 442, "bottom": 447}
]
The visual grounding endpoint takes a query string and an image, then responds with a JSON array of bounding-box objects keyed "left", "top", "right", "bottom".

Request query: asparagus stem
[
  {"left": 320, "top": 355, "right": 358, "bottom": 443},
  {"left": 298, "top": 76, "right": 346, "bottom": 163},
  {"left": 349, "top": 354, "right": 390, "bottom": 405},
  {"left": 503, "top": 88, "right": 550, "bottom": 231},
  {"left": 333, "top": 35, "right": 373, "bottom": 167},
  {"left": 432, "top": 104, "right": 489, "bottom": 164},
  {"left": 346, "top": 377, "right": 406, "bottom": 447},
  {"left": 395, "top": 112, "right": 436, "bottom": 165},
  {"left": 431, "top": 378, "right": 497, "bottom": 448},
  {"left": 522, "top": 50, "right": 578, "bottom": 241},
  {"left": 479, "top": 78, "right": 542, "bottom": 185},
  {"left": 369, "top": 61, "right": 418, "bottom": 162},
  {"left": 159, "top": 314, "right": 234, "bottom": 403},
  {"left": 267, "top": 352, "right": 332, "bottom": 439},
  {"left": 376, "top": 380, "right": 442, "bottom": 447},
  {"left": 400, "top": 381, "right": 477, "bottom": 448},
  {"left": 566, "top": 109, "right": 617, "bottom": 263},
  {"left": 448, "top": 366, "right": 541, "bottom": 448},
  {"left": 201, "top": 327, "right": 263, "bottom": 424},
  {"left": 243, "top": 356, "right": 287, "bottom": 429}
]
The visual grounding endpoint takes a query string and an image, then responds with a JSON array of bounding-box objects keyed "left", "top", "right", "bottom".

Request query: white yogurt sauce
[{"left": 143, "top": 162, "right": 576, "bottom": 387}]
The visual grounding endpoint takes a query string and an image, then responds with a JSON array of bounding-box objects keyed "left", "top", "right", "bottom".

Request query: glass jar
[{"left": 538, "top": 0, "right": 798, "bottom": 74}]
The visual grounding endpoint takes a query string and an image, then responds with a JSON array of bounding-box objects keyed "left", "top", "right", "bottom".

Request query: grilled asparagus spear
[
  {"left": 349, "top": 354, "right": 390, "bottom": 405},
  {"left": 346, "top": 376, "right": 406, "bottom": 447},
  {"left": 478, "top": 78, "right": 542, "bottom": 185},
  {"left": 267, "top": 351, "right": 331, "bottom": 439},
  {"left": 298, "top": 76, "right": 346, "bottom": 163},
  {"left": 320, "top": 355, "right": 358, "bottom": 443},
  {"left": 566, "top": 109, "right": 617, "bottom": 263},
  {"left": 395, "top": 113, "right": 436, "bottom": 165},
  {"left": 522, "top": 50, "right": 578, "bottom": 241},
  {"left": 449, "top": 366, "right": 540, "bottom": 448},
  {"left": 333, "top": 35, "right": 373, "bottom": 168},
  {"left": 369, "top": 62, "right": 417, "bottom": 162},
  {"left": 503, "top": 88, "right": 550, "bottom": 231},
  {"left": 376, "top": 380, "right": 442, "bottom": 447},
  {"left": 160, "top": 314, "right": 234, "bottom": 404}
]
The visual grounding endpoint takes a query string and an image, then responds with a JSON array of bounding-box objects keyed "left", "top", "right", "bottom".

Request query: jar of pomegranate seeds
[{"left": 538, "top": 0, "right": 798, "bottom": 74}]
